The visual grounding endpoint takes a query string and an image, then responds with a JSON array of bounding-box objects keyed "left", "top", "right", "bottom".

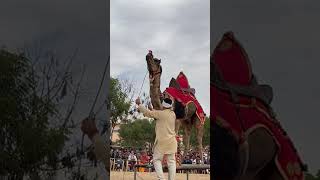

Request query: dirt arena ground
[{"left": 110, "top": 171, "right": 210, "bottom": 180}]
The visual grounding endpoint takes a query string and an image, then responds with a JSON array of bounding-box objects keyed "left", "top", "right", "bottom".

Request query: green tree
[
  {"left": 305, "top": 173, "right": 317, "bottom": 180},
  {"left": 304, "top": 169, "right": 320, "bottom": 180},
  {"left": 108, "top": 77, "right": 132, "bottom": 141},
  {"left": 0, "top": 49, "right": 69, "bottom": 178},
  {"left": 316, "top": 169, "right": 320, "bottom": 179},
  {"left": 118, "top": 119, "right": 155, "bottom": 149},
  {"left": 0, "top": 48, "right": 83, "bottom": 179}
]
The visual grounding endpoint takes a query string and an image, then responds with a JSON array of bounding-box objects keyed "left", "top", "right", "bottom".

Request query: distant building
[{"left": 111, "top": 124, "right": 121, "bottom": 143}]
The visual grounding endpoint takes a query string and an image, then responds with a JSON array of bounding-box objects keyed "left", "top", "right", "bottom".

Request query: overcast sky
[
  {"left": 111, "top": 0, "right": 210, "bottom": 114},
  {"left": 211, "top": 0, "right": 320, "bottom": 173}
]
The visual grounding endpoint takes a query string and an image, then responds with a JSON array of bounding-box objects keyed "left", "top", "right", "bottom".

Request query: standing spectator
[
  {"left": 128, "top": 150, "right": 137, "bottom": 171},
  {"left": 139, "top": 150, "right": 150, "bottom": 172},
  {"left": 80, "top": 117, "right": 109, "bottom": 178},
  {"left": 110, "top": 149, "right": 114, "bottom": 158},
  {"left": 140, "top": 150, "right": 150, "bottom": 164}
]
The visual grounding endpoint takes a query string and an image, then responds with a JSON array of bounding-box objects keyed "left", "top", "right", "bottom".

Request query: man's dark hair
[{"left": 163, "top": 98, "right": 172, "bottom": 105}]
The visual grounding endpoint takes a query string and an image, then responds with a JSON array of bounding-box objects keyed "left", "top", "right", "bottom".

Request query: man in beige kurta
[
  {"left": 136, "top": 97, "right": 177, "bottom": 180},
  {"left": 81, "top": 118, "right": 109, "bottom": 179}
]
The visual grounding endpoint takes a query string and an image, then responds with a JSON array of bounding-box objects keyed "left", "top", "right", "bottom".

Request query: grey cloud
[{"left": 111, "top": 0, "right": 210, "bottom": 114}]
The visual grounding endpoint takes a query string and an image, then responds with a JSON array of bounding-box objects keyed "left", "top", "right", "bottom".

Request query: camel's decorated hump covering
[
  {"left": 165, "top": 72, "right": 205, "bottom": 124},
  {"left": 211, "top": 32, "right": 305, "bottom": 180}
]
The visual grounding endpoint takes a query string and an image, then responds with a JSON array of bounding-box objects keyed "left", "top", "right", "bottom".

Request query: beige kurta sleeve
[
  {"left": 138, "top": 104, "right": 161, "bottom": 119},
  {"left": 91, "top": 134, "right": 109, "bottom": 169}
]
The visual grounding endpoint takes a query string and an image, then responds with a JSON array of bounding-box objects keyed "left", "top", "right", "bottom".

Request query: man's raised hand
[
  {"left": 81, "top": 117, "right": 98, "bottom": 140},
  {"left": 135, "top": 97, "right": 141, "bottom": 105}
]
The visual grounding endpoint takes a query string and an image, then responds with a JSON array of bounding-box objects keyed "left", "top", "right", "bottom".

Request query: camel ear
[{"left": 169, "top": 78, "right": 181, "bottom": 89}]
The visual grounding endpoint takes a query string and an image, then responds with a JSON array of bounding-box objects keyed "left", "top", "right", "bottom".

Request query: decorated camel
[
  {"left": 145, "top": 51, "right": 206, "bottom": 161},
  {"left": 211, "top": 32, "right": 306, "bottom": 180}
]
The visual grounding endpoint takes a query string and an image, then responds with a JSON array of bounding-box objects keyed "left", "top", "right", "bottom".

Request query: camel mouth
[{"left": 153, "top": 58, "right": 161, "bottom": 65}]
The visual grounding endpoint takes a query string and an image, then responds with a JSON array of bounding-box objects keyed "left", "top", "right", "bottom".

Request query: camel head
[
  {"left": 146, "top": 51, "right": 163, "bottom": 110},
  {"left": 146, "top": 52, "right": 162, "bottom": 78}
]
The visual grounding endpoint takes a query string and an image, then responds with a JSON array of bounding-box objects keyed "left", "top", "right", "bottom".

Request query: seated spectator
[
  {"left": 195, "top": 156, "right": 202, "bottom": 164},
  {"left": 182, "top": 155, "right": 192, "bottom": 164}
]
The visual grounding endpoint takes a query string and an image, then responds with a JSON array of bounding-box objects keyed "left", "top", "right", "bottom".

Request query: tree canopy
[
  {"left": 117, "top": 116, "right": 210, "bottom": 150},
  {"left": 118, "top": 119, "right": 155, "bottom": 149},
  {"left": 108, "top": 77, "right": 132, "bottom": 140},
  {"left": 305, "top": 170, "right": 320, "bottom": 180},
  {"left": 0, "top": 49, "right": 69, "bottom": 178},
  {"left": 109, "top": 78, "right": 131, "bottom": 121}
]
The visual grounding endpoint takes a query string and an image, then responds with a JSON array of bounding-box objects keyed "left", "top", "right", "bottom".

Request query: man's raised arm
[
  {"left": 136, "top": 98, "right": 160, "bottom": 119},
  {"left": 138, "top": 104, "right": 160, "bottom": 119}
]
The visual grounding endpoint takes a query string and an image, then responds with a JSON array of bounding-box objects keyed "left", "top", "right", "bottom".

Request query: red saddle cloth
[
  {"left": 164, "top": 72, "right": 206, "bottom": 125},
  {"left": 211, "top": 32, "right": 304, "bottom": 180}
]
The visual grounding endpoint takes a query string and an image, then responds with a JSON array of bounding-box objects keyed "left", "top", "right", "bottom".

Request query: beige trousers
[{"left": 153, "top": 148, "right": 176, "bottom": 180}]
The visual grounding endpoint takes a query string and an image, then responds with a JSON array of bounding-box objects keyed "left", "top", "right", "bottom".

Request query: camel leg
[
  {"left": 183, "top": 103, "right": 197, "bottom": 153},
  {"left": 183, "top": 121, "right": 192, "bottom": 153},
  {"left": 195, "top": 117, "right": 204, "bottom": 163},
  {"left": 239, "top": 127, "right": 278, "bottom": 180},
  {"left": 175, "top": 119, "right": 182, "bottom": 134},
  {"left": 185, "top": 103, "right": 204, "bottom": 163},
  {"left": 253, "top": 155, "right": 284, "bottom": 180},
  {"left": 237, "top": 140, "right": 249, "bottom": 178},
  {"left": 255, "top": 163, "right": 284, "bottom": 180}
]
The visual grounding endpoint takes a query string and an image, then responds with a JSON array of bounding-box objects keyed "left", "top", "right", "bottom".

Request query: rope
[{"left": 138, "top": 71, "right": 148, "bottom": 98}]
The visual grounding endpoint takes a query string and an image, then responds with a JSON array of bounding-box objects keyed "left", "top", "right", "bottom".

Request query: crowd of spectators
[
  {"left": 181, "top": 146, "right": 210, "bottom": 165},
  {"left": 110, "top": 146, "right": 210, "bottom": 173},
  {"left": 110, "top": 147, "right": 153, "bottom": 171}
]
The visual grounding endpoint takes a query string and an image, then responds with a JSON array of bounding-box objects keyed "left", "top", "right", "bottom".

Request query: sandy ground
[{"left": 110, "top": 171, "right": 210, "bottom": 180}]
